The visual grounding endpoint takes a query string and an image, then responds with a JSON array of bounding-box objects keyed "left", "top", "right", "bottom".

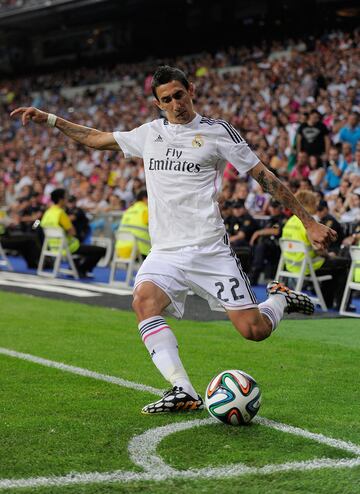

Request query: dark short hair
[
  {"left": 270, "top": 199, "right": 281, "bottom": 208},
  {"left": 50, "top": 188, "right": 66, "bottom": 204},
  {"left": 151, "top": 65, "right": 190, "bottom": 100},
  {"left": 317, "top": 199, "right": 328, "bottom": 211},
  {"left": 232, "top": 199, "right": 245, "bottom": 209},
  {"left": 136, "top": 189, "right": 148, "bottom": 202}
]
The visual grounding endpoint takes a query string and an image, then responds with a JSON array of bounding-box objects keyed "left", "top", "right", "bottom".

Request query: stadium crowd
[{"left": 1, "top": 28, "right": 359, "bottom": 288}]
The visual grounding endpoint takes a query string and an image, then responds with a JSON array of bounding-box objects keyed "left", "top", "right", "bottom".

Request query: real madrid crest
[{"left": 192, "top": 134, "right": 204, "bottom": 148}]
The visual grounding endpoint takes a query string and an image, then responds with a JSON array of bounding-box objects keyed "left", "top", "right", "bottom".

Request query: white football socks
[
  {"left": 139, "top": 316, "right": 198, "bottom": 399},
  {"left": 258, "top": 294, "right": 287, "bottom": 331}
]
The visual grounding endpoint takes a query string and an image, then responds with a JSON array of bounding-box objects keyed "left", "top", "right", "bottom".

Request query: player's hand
[
  {"left": 10, "top": 107, "right": 48, "bottom": 126},
  {"left": 307, "top": 221, "right": 337, "bottom": 250}
]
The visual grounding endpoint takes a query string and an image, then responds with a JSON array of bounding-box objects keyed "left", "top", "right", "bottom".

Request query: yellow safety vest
[
  {"left": 355, "top": 239, "right": 360, "bottom": 283},
  {"left": 116, "top": 201, "right": 150, "bottom": 257},
  {"left": 41, "top": 205, "right": 80, "bottom": 254},
  {"left": 281, "top": 215, "right": 325, "bottom": 274}
]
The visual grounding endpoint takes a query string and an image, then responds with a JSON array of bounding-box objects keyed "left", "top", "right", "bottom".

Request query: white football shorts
[{"left": 134, "top": 236, "right": 258, "bottom": 319}]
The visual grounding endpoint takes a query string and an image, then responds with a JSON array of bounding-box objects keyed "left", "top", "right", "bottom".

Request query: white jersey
[{"left": 113, "top": 113, "right": 259, "bottom": 250}]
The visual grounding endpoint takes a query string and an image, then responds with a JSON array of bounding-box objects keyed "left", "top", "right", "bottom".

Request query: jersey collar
[{"left": 165, "top": 113, "right": 202, "bottom": 129}]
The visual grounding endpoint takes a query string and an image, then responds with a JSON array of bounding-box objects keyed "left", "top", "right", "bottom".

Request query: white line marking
[
  {"left": 1, "top": 347, "right": 360, "bottom": 491},
  {"left": 0, "top": 455, "right": 359, "bottom": 489},
  {"left": 0, "top": 348, "right": 163, "bottom": 397},
  {"left": 0, "top": 280, "right": 101, "bottom": 298},
  {"left": 0, "top": 271, "right": 133, "bottom": 295},
  {"left": 128, "top": 418, "right": 360, "bottom": 477},
  {"left": 256, "top": 417, "right": 360, "bottom": 456}
]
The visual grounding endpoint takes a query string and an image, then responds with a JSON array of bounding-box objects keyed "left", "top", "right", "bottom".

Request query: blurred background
[{"left": 0, "top": 0, "right": 359, "bottom": 311}]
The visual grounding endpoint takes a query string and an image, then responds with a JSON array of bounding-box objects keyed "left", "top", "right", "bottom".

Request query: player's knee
[
  {"left": 234, "top": 322, "right": 271, "bottom": 341},
  {"left": 132, "top": 286, "right": 160, "bottom": 319}
]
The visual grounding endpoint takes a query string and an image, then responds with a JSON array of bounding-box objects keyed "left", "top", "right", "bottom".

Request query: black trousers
[
  {"left": 74, "top": 245, "right": 106, "bottom": 274},
  {"left": 249, "top": 241, "right": 281, "bottom": 285},
  {"left": 316, "top": 257, "right": 351, "bottom": 309},
  {"left": 0, "top": 234, "right": 42, "bottom": 269}
]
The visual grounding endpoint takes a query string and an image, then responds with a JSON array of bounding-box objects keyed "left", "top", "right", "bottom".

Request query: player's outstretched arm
[
  {"left": 249, "top": 161, "right": 338, "bottom": 250},
  {"left": 10, "top": 106, "right": 120, "bottom": 151}
]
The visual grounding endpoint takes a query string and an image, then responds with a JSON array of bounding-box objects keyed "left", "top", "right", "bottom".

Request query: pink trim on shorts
[{"left": 142, "top": 325, "right": 169, "bottom": 342}]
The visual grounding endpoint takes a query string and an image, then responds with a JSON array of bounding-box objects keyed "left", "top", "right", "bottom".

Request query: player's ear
[
  {"left": 153, "top": 98, "right": 162, "bottom": 110},
  {"left": 189, "top": 82, "right": 195, "bottom": 97}
]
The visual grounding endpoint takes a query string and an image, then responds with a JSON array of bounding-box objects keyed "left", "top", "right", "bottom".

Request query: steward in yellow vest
[
  {"left": 116, "top": 190, "right": 151, "bottom": 258},
  {"left": 281, "top": 215, "right": 325, "bottom": 274},
  {"left": 282, "top": 191, "right": 350, "bottom": 309},
  {"left": 341, "top": 221, "right": 360, "bottom": 282},
  {"left": 40, "top": 188, "right": 106, "bottom": 278},
  {"left": 41, "top": 189, "right": 80, "bottom": 253}
]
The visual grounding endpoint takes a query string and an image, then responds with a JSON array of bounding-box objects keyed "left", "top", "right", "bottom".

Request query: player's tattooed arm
[
  {"left": 55, "top": 118, "right": 120, "bottom": 151},
  {"left": 10, "top": 106, "right": 120, "bottom": 151},
  {"left": 249, "top": 162, "right": 314, "bottom": 227},
  {"left": 249, "top": 161, "right": 337, "bottom": 249}
]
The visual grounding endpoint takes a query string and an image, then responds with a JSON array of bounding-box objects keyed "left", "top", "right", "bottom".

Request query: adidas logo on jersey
[{"left": 154, "top": 135, "right": 163, "bottom": 142}]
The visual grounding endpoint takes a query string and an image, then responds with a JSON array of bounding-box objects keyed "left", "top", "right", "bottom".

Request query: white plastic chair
[
  {"left": 0, "top": 242, "right": 13, "bottom": 271},
  {"left": 339, "top": 246, "right": 360, "bottom": 318},
  {"left": 109, "top": 231, "right": 142, "bottom": 287},
  {"left": 37, "top": 227, "right": 79, "bottom": 279},
  {"left": 275, "top": 239, "right": 332, "bottom": 311}
]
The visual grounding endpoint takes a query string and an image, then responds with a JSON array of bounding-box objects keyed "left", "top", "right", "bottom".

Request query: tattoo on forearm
[
  {"left": 58, "top": 120, "right": 98, "bottom": 146},
  {"left": 257, "top": 170, "right": 314, "bottom": 225}
]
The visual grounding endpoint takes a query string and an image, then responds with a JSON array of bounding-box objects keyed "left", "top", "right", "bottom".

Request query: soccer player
[{"left": 11, "top": 66, "right": 337, "bottom": 414}]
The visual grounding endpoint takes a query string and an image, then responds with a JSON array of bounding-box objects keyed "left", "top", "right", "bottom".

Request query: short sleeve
[
  {"left": 216, "top": 123, "right": 259, "bottom": 174},
  {"left": 113, "top": 123, "right": 151, "bottom": 158}
]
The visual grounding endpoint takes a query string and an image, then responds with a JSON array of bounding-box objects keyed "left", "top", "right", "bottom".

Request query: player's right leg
[
  {"left": 227, "top": 280, "right": 314, "bottom": 340},
  {"left": 132, "top": 279, "right": 203, "bottom": 414}
]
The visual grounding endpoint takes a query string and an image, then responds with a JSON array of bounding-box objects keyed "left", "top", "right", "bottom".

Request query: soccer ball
[{"left": 205, "top": 369, "right": 261, "bottom": 425}]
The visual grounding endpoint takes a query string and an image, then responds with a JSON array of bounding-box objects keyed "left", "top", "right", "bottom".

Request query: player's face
[{"left": 154, "top": 80, "right": 196, "bottom": 124}]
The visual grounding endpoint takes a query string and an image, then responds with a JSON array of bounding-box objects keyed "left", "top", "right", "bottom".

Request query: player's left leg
[{"left": 133, "top": 250, "right": 205, "bottom": 414}]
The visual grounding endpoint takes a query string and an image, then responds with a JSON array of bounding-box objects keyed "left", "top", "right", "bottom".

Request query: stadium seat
[
  {"left": 275, "top": 239, "right": 332, "bottom": 311},
  {"left": 0, "top": 242, "right": 13, "bottom": 271},
  {"left": 91, "top": 236, "right": 113, "bottom": 267},
  {"left": 37, "top": 227, "right": 79, "bottom": 279},
  {"left": 109, "top": 231, "right": 142, "bottom": 287},
  {"left": 339, "top": 246, "right": 360, "bottom": 318}
]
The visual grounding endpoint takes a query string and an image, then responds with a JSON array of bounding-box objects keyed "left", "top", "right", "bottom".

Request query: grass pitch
[{"left": 0, "top": 290, "right": 359, "bottom": 493}]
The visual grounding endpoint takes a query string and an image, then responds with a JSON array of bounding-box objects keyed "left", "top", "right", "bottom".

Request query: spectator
[
  {"left": 290, "top": 151, "right": 310, "bottom": 180},
  {"left": 41, "top": 188, "right": 105, "bottom": 277},
  {"left": 281, "top": 190, "right": 349, "bottom": 309},
  {"left": 115, "top": 189, "right": 150, "bottom": 260},
  {"left": 345, "top": 149, "right": 360, "bottom": 177},
  {"left": 316, "top": 200, "right": 344, "bottom": 252},
  {"left": 296, "top": 109, "right": 330, "bottom": 158},
  {"left": 339, "top": 113, "right": 360, "bottom": 154},
  {"left": 248, "top": 199, "right": 287, "bottom": 285},
  {"left": 323, "top": 147, "right": 348, "bottom": 191},
  {"left": 308, "top": 155, "right": 326, "bottom": 188},
  {"left": 228, "top": 199, "right": 258, "bottom": 272}
]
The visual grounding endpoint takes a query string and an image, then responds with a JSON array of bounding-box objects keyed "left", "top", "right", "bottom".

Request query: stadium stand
[{"left": 1, "top": 24, "right": 359, "bottom": 307}]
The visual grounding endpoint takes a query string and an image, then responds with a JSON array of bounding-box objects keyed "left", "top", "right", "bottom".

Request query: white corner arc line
[
  {"left": 1, "top": 347, "right": 360, "bottom": 491},
  {"left": 0, "top": 347, "right": 163, "bottom": 397},
  {"left": 255, "top": 417, "right": 360, "bottom": 456}
]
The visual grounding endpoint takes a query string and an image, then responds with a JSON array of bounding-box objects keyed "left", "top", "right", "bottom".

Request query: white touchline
[
  {"left": 0, "top": 280, "right": 101, "bottom": 298},
  {"left": 0, "top": 347, "right": 359, "bottom": 491},
  {"left": 0, "top": 347, "right": 163, "bottom": 397},
  {"left": 0, "top": 271, "right": 133, "bottom": 295}
]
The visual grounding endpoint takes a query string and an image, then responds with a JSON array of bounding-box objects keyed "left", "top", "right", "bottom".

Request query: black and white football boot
[
  {"left": 267, "top": 280, "right": 315, "bottom": 315},
  {"left": 141, "top": 386, "right": 204, "bottom": 414}
]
